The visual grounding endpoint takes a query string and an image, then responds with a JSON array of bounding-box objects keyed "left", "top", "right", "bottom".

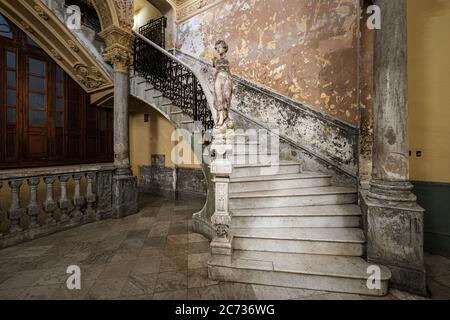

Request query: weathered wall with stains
[
  {"left": 176, "top": 0, "right": 360, "bottom": 125},
  {"left": 176, "top": 50, "right": 358, "bottom": 184}
]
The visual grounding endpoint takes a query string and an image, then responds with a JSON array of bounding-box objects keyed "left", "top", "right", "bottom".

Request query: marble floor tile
[
  {"left": 0, "top": 287, "right": 27, "bottom": 300},
  {"left": 188, "top": 253, "right": 210, "bottom": 270},
  {"left": 188, "top": 285, "right": 223, "bottom": 300},
  {"left": 426, "top": 279, "right": 450, "bottom": 300},
  {"left": 188, "top": 268, "right": 218, "bottom": 289},
  {"left": 17, "top": 284, "right": 60, "bottom": 300},
  {"left": 33, "top": 266, "right": 70, "bottom": 286},
  {"left": 120, "top": 273, "right": 158, "bottom": 297},
  {"left": 0, "top": 270, "right": 45, "bottom": 290},
  {"left": 218, "top": 283, "right": 258, "bottom": 300},
  {"left": 188, "top": 241, "right": 211, "bottom": 255},
  {"left": 144, "top": 236, "right": 167, "bottom": 248},
  {"left": 167, "top": 234, "right": 189, "bottom": 245},
  {"left": 155, "top": 271, "right": 188, "bottom": 293},
  {"left": 98, "top": 261, "right": 136, "bottom": 280},
  {"left": 87, "top": 278, "right": 127, "bottom": 300},
  {"left": 132, "top": 256, "right": 162, "bottom": 275},
  {"left": 153, "top": 289, "right": 188, "bottom": 300},
  {"left": 160, "top": 255, "right": 188, "bottom": 273},
  {"left": 252, "top": 284, "right": 327, "bottom": 300}
]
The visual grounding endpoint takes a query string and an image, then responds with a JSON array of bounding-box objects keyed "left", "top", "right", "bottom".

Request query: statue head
[{"left": 215, "top": 40, "right": 228, "bottom": 56}]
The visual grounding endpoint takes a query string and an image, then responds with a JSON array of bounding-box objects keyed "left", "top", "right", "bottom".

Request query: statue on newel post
[{"left": 210, "top": 40, "right": 235, "bottom": 258}]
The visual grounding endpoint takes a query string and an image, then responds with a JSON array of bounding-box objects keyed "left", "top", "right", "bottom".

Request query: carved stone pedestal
[
  {"left": 362, "top": 194, "right": 426, "bottom": 295},
  {"left": 210, "top": 138, "right": 234, "bottom": 258},
  {"left": 112, "top": 173, "right": 138, "bottom": 219}
]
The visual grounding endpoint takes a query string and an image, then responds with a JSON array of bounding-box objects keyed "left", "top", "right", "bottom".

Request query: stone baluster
[
  {"left": 58, "top": 175, "right": 71, "bottom": 222},
  {"left": 8, "top": 179, "right": 26, "bottom": 233},
  {"left": 85, "top": 172, "right": 97, "bottom": 220},
  {"left": 43, "top": 177, "right": 57, "bottom": 224},
  {"left": 210, "top": 139, "right": 234, "bottom": 257},
  {"left": 27, "top": 177, "right": 41, "bottom": 229},
  {"left": 72, "top": 173, "right": 85, "bottom": 220}
]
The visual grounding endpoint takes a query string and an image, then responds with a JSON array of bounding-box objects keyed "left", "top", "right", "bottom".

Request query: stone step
[
  {"left": 229, "top": 172, "right": 332, "bottom": 192},
  {"left": 229, "top": 186, "right": 357, "bottom": 209},
  {"left": 231, "top": 161, "right": 302, "bottom": 178},
  {"left": 231, "top": 145, "right": 277, "bottom": 155},
  {"left": 208, "top": 250, "right": 391, "bottom": 296},
  {"left": 232, "top": 204, "right": 361, "bottom": 228},
  {"left": 230, "top": 155, "right": 281, "bottom": 167},
  {"left": 232, "top": 227, "right": 365, "bottom": 256}
]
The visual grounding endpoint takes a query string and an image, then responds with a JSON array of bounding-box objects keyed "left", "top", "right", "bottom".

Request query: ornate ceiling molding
[{"left": 0, "top": 0, "right": 113, "bottom": 93}]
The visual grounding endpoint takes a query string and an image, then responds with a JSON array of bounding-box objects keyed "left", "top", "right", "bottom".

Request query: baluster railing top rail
[
  {"left": 133, "top": 31, "right": 215, "bottom": 131},
  {"left": 0, "top": 163, "right": 115, "bottom": 181}
]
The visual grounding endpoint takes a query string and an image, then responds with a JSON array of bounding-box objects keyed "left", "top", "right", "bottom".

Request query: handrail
[
  {"left": 133, "top": 30, "right": 215, "bottom": 131},
  {"left": 133, "top": 31, "right": 193, "bottom": 73},
  {"left": 0, "top": 163, "right": 115, "bottom": 180}
]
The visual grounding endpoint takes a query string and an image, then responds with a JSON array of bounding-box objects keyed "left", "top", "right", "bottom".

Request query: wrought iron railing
[
  {"left": 133, "top": 29, "right": 214, "bottom": 131},
  {"left": 139, "top": 17, "right": 167, "bottom": 48}
]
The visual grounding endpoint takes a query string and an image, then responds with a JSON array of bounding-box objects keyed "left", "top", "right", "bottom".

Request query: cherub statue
[{"left": 213, "top": 40, "right": 234, "bottom": 130}]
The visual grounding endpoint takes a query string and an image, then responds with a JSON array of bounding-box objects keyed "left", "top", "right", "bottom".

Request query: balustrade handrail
[
  {"left": 133, "top": 31, "right": 194, "bottom": 73},
  {"left": 0, "top": 163, "right": 115, "bottom": 181},
  {"left": 133, "top": 31, "right": 215, "bottom": 131},
  {"left": 0, "top": 162, "right": 115, "bottom": 247}
]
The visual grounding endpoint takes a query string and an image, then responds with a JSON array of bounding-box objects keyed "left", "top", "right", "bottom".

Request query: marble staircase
[
  {"left": 129, "top": 48, "right": 392, "bottom": 298},
  {"left": 208, "top": 139, "right": 392, "bottom": 296}
]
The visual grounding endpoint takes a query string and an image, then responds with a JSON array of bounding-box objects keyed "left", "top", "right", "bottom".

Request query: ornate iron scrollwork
[{"left": 133, "top": 18, "right": 214, "bottom": 132}]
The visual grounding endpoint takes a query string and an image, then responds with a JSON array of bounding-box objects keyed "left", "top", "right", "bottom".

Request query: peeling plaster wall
[
  {"left": 176, "top": 50, "right": 358, "bottom": 184},
  {"left": 176, "top": 0, "right": 360, "bottom": 125}
]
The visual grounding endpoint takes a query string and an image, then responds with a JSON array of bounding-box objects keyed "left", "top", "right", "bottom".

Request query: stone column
[
  {"left": 364, "top": 0, "right": 426, "bottom": 295},
  {"left": 101, "top": 26, "right": 138, "bottom": 218}
]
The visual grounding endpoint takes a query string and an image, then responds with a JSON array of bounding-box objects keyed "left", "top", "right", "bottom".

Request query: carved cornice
[
  {"left": 0, "top": 0, "right": 113, "bottom": 93},
  {"left": 175, "top": 0, "right": 223, "bottom": 22}
]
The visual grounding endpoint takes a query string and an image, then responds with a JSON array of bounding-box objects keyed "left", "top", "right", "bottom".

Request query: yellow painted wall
[
  {"left": 133, "top": 0, "right": 163, "bottom": 31},
  {"left": 408, "top": 0, "right": 450, "bottom": 183},
  {"left": 129, "top": 108, "right": 201, "bottom": 182}
]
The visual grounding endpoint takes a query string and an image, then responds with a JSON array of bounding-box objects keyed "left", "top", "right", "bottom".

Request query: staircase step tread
[
  {"left": 233, "top": 161, "right": 301, "bottom": 169},
  {"left": 209, "top": 250, "right": 391, "bottom": 280},
  {"left": 233, "top": 227, "right": 365, "bottom": 243},
  {"left": 230, "top": 186, "right": 357, "bottom": 198},
  {"left": 232, "top": 204, "right": 361, "bottom": 217},
  {"left": 230, "top": 172, "right": 331, "bottom": 183}
]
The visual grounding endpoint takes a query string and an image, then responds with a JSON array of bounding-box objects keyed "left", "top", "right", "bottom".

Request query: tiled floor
[{"left": 0, "top": 194, "right": 449, "bottom": 300}]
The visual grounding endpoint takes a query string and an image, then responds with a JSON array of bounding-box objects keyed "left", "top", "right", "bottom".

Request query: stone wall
[
  {"left": 176, "top": 0, "right": 360, "bottom": 125},
  {"left": 139, "top": 155, "right": 207, "bottom": 199}
]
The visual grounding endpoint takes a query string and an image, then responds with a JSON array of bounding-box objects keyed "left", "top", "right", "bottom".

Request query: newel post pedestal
[{"left": 210, "top": 133, "right": 234, "bottom": 257}]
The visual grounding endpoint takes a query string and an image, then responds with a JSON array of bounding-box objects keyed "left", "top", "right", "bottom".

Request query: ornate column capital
[{"left": 100, "top": 26, "right": 134, "bottom": 73}]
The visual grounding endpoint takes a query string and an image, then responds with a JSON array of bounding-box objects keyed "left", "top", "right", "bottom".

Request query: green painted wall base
[{"left": 413, "top": 181, "right": 450, "bottom": 258}]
